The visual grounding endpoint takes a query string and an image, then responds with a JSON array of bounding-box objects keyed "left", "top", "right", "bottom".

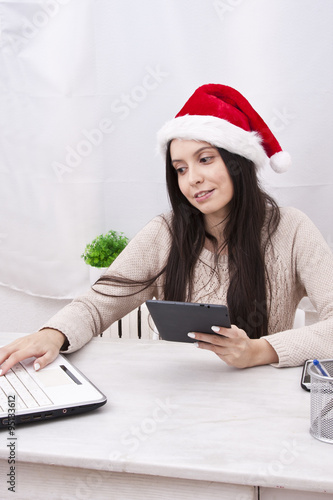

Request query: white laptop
[{"left": 0, "top": 353, "right": 107, "bottom": 428}]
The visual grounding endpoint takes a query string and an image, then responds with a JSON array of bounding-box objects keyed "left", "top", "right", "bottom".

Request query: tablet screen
[{"left": 146, "top": 300, "right": 231, "bottom": 343}]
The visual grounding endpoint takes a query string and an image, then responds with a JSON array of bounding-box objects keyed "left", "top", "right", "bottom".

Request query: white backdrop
[{"left": 0, "top": 0, "right": 332, "bottom": 299}]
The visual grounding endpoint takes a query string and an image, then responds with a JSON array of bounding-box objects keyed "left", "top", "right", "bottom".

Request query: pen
[{"left": 313, "top": 359, "right": 330, "bottom": 377}]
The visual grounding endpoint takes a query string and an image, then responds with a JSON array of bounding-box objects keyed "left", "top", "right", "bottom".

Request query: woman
[{"left": 1, "top": 84, "right": 333, "bottom": 373}]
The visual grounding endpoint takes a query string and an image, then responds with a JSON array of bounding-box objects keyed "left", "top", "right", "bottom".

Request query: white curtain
[{"left": 0, "top": 0, "right": 332, "bottom": 299}]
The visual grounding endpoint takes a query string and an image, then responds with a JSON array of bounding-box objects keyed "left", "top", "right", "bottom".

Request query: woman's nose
[{"left": 188, "top": 167, "right": 203, "bottom": 185}]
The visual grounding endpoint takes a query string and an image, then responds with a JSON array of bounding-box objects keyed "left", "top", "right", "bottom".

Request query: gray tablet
[{"left": 146, "top": 300, "right": 231, "bottom": 343}]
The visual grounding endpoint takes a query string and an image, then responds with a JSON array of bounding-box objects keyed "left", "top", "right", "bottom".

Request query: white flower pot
[{"left": 89, "top": 266, "right": 108, "bottom": 285}]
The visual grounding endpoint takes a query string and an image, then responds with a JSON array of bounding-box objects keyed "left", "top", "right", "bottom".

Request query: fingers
[
  {"left": 0, "top": 346, "right": 57, "bottom": 376},
  {"left": 187, "top": 324, "right": 241, "bottom": 345},
  {"left": 0, "top": 339, "right": 34, "bottom": 369},
  {"left": 194, "top": 338, "right": 247, "bottom": 368},
  {"left": 33, "top": 349, "right": 60, "bottom": 372},
  {"left": 187, "top": 325, "right": 253, "bottom": 368},
  {"left": 0, "top": 330, "right": 65, "bottom": 376},
  {"left": 211, "top": 325, "right": 240, "bottom": 338},
  {"left": 0, "top": 347, "right": 38, "bottom": 376}
]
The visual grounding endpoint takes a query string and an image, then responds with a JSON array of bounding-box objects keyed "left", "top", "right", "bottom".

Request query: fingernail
[
  {"left": 0, "top": 369, "right": 2, "bottom": 376},
  {"left": 193, "top": 342, "right": 199, "bottom": 348},
  {"left": 187, "top": 332, "right": 196, "bottom": 339},
  {"left": 34, "top": 362, "right": 40, "bottom": 371},
  {"left": 211, "top": 326, "right": 220, "bottom": 333}
]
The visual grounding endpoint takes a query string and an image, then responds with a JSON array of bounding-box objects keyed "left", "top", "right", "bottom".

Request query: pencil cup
[{"left": 309, "top": 360, "right": 333, "bottom": 444}]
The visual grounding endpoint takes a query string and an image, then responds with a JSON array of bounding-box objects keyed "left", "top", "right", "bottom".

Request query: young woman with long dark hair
[{"left": 1, "top": 84, "right": 333, "bottom": 374}]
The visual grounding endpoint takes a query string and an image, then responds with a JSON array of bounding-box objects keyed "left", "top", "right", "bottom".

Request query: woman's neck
[
  {"left": 204, "top": 222, "right": 228, "bottom": 254},
  {"left": 204, "top": 214, "right": 228, "bottom": 245}
]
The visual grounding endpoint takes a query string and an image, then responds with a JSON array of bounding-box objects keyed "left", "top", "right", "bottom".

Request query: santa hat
[{"left": 157, "top": 84, "right": 291, "bottom": 173}]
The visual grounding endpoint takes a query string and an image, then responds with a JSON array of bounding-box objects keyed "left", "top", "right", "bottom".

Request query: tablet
[{"left": 146, "top": 300, "right": 231, "bottom": 343}]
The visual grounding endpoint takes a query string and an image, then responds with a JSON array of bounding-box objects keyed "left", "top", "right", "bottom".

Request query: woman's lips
[{"left": 194, "top": 189, "right": 214, "bottom": 202}]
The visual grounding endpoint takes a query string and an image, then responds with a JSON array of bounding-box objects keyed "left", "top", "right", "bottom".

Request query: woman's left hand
[{"left": 188, "top": 325, "right": 278, "bottom": 368}]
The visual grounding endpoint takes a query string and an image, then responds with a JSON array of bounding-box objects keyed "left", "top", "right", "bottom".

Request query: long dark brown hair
[
  {"left": 164, "top": 145, "right": 280, "bottom": 338},
  {"left": 95, "top": 144, "right": 280, "bottom": 339}
]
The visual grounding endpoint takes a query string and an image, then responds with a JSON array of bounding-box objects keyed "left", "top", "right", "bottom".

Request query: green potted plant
[{"left": 81, "top": 230, "right": 129, "bottom": 284}]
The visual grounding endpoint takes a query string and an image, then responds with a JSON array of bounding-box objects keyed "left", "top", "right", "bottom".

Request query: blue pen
[{"left": 313, "top": 359, "right": 330, "bottom": 377}]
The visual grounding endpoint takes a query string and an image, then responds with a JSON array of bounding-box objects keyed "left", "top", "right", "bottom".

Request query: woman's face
[{"left": 170, "top": 139, "right": 234, "bottom": 223}]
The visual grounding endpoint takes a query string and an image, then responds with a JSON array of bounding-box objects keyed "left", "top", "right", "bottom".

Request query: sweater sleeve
[
  {"left": 40, "top": 215, "right": 171, "bottom": 353},
  {"left": 263, "top": 209, "right": 333, "bottom": 367}
]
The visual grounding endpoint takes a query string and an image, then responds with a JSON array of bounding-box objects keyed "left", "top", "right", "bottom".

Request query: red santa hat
[{"left": 157, "top": 84, "right": 291, "bottom": 173}]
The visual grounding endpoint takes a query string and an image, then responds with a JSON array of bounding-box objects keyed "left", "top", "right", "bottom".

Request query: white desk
[{"left": 0, "top": 335, "right": 333, "bottom": 500}]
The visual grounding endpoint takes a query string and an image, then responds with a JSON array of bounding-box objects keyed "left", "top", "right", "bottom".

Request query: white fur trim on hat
[
  {"left": 270, "top": 151, "right": 292, "bottom": 173},
  {"left": 157, "top": 115, "right": 270, "bottom": 170}
]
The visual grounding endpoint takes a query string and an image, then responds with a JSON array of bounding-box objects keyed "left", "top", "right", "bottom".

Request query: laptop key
[
  {"left": 11, "top": 364, "right": 52, "bottom": 406},
  {"left": 0, "top": 374, "right": 27, "bottom": 408},
  {"left": 0, "top": 388, "right": 8, "bottom": 412},
  {"left": 5, "top": 370, "right": 40, "bottom": 408}
]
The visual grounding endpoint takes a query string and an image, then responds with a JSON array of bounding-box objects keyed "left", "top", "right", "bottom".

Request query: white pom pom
[{"left": 270, "top": 151, "right": 292, "bottom": 173}]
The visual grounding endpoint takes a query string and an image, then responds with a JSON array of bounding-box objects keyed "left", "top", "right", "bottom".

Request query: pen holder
[{"left": 309, "top": 360, "right": 333, "bottom": 444}]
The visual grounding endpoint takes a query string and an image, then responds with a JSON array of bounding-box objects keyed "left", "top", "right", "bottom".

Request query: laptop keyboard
[{"left": 0, "top": 363, "right": 53, "bottom": 412}]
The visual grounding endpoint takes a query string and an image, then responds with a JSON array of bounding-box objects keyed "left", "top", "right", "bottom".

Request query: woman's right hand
[{"left": 0, "top": 329, "right": 66, "bottom": 376}]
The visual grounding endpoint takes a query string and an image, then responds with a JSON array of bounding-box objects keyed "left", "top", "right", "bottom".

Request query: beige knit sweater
[{"left": 43, "top": 207, "right": 333, "bottom": 367}]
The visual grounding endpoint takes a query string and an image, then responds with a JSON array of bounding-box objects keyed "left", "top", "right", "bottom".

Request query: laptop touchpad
[{"left": 36, "top": 368, "right": 75, "bottom": 387}]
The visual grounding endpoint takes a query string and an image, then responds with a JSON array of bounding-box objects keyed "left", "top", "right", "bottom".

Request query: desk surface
[{"left": 0, "top": 334, "right": 332, "bottom": 497}]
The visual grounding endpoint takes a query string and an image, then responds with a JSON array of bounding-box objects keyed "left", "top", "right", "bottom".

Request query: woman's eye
[
  {"left": 176, "top": 166, "right": 186, "bottom": 174},
  {"left": 200, "top": 156, "right": 213, "bottom": 163}
]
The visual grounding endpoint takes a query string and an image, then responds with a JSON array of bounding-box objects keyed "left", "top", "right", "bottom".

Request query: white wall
[
  {"left": 0, "top": 287, "right": 70, "bottom": 334},
  {"left": 0, "top": 0, "right": 332, "bottom": 332}
]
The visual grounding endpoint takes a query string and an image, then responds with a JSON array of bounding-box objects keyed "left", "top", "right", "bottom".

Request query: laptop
[{"left": 0, "top": 353, "right": 107, "bottom": 428}]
